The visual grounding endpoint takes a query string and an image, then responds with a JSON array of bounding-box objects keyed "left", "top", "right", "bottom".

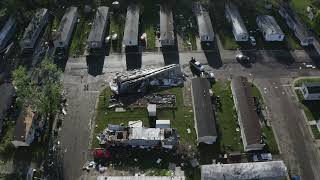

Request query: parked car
[
  {"left": 253, "top": 153, "right": 272, "bottom": 162},
  {"left": 236, "top": 50, "right": 250, "bottom": 63},
  {"left": 249, "top": 36, "right": 256, "bottom": 46},
  {"left": 189, "top": 57, "right": 205, "bottom": 73}
]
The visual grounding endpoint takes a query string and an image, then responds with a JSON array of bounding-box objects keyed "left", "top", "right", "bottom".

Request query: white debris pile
[{"left": 109, "top": 64, "right": 184, "bottom": 94}]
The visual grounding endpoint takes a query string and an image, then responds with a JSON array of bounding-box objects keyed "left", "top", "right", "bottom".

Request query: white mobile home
[
  {"left": 87, "top": 6, "right": 109, "bottom": 50},
  {"left": 225, "top": 2, "right": 248, "bottom": 42},
  {"left": 20, "top": 8, "right": 49, "bottom": 51},
  {"left": 279, "top": 5, "right": 313, "bottom": 46},
  {"left": 54, "top": 7, "right": 78, "bottom": 49},
  {"left": 160, "top": 4, "right": 175, "bottom": 46},
  {"left": 300, "top": 83, "right": 320, "bottom": 101},
  {"left": 201, "top": 161, "right": 288, "bottom": 180},
  {"left": 256, "top": 15, "right": 284, "bottom": 41},
  {"left": 123, "top": 5, "right": 140, "bottom": 47},
  {"left": 194, "top": 3, "right": 214, "bottom": 42},
  {"left": 0, "top": 16, "right": 16, "bottom": 51}
]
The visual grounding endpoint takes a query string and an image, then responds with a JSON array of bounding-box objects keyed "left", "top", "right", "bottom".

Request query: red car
[{"left": 92, "top": 148, "right": 111, "bottom": 159}]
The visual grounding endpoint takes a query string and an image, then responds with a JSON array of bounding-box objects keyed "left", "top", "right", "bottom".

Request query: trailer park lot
[
  {"left": 60, "top": 46, "right": 320, "bottom": 180},
  {"left": 3, "top": 1, "right": 320, "bottom": 180},
  {"left": 56, "top": 3, "right": 320, "bottom": 180}
]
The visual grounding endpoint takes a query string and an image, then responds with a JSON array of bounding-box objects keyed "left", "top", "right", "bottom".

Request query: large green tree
[{"left": 12, "top": 58, "right": 62, "bottom": 117}]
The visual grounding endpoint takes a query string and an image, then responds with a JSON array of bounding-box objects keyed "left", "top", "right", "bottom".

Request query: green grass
[
  {"left": 290, "top": 0, "right": 320, "bottom": 36},
  {"left": 92, "top": 87, "right": 197, "bottom": 149},
  {"left": 156, "top": 87, "right": 197, "bottom": 148},
  {"left": 0, "top": 121, "right": 15, "bottom": 157},
  {"left": 251, "top": 83, "right": 279, "bottom": 154},
  {"left": 262, "top": 126, "right": 279, "bottom": 154},
  {"left": 213, "top": 81, "right": 243, "bottom": 152},
  {"left": 183, "top": 32, "right": 197, "bottom": 51},
  {"left": 217, "top": 28, "right": 240, "bottom": 50},
  {"left": 294, "top": 78, "right": 320, "bottom": 87},
  {"left": 140, "top": 0, "right": 158, "bottom": 51},
  {"left": 109, "top": 15, "right": 124, "bottom": 53},
  {"left": 251, "top": 83, "right": 263, "bottom": 102},
  {"left": 310, "top": 125, "right": 320, "bottom": 139},
  {"left": 69, "top": 14, "right": 91, "bottom": 56},
  {"left": 144, "top": 25, "right": 156, "bottom": 50}
]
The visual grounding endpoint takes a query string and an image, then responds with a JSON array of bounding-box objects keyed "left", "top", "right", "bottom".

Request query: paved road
[
  {"left": 255, "top": 78, "right": 320, "bottom": 180},
  {"left": 60, "top": 47, "right": 320, "bottom": 180},
  {"left": 60, "top": 58, "right": 107, "bottom": 180}
]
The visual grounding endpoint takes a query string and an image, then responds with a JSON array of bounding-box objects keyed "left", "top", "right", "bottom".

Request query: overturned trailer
[{"left": 110, "top": 64, "right": 184, "bottom": 94}]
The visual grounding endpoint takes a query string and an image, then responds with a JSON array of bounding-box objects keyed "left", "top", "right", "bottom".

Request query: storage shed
[
  {"left": 156, "top": 120, "right": 170, "bottom": 128},
  {"left": 256, "top": 15, "right": 284, "bottom": 41},
  {"left": 147, "top": 104, "right": 157, "bottom": 117},
  {"left": 225, "top": 2, "right": 248, "bottom": 42}
]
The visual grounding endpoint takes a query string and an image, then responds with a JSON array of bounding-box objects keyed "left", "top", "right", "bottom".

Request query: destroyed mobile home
[
  {"left": 108, "top": 93, "right": 176, "bottom": 108},
  {"left": 109, "top": 65, "right": 184, "bottom": 94},
  {"left": 97, "top": 124, "right": 179, "bottom": 149}
]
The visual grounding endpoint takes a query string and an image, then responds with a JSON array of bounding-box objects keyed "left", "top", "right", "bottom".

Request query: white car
[
  {"left": 249, "top": 36, "right": 256, "bottom": 46},
  {"left": 253, "top": 153, "right": 272, "bottom": 162}
]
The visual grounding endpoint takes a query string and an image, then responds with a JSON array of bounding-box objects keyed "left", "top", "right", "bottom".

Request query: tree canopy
[{"left": 12, "top": 58, "right": 62, "bottom": 117}]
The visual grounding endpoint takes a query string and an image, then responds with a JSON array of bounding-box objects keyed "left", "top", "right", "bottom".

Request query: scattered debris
[{"left": 187, "top": 128, "right": 191, "bottom": 134}]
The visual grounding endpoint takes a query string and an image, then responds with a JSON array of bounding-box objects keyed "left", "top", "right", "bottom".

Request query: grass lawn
[
  {"left": 290, "top": 0, "right": 320, "bottom": 36},
  {"left": 156, "top": 87, "right": 196, "bottom": 148},
  {"left": 92, "top": 87, "right": 197, "bottom": 149},
  {"left": 251, "top": 83, "right": 279, "bottom": 154},
  {"left": 262, "top": 126, "right": 279, "bottom": 154},
  {"left": 251, "top": 82, "right": 263, "bottom": 102},
  {"left": 109, "top": 14, "right": 124, "bottom": 53},
  {"left": 0, "top": 121, "right": 15, "bottom": 157},
  {"left": 216, "top": 22, "right": 240, "bottom": 50},
  {"left": 212, "top": 81, "right": 243, "bottom": 152},
  {"left": 294, "top": 78, "right": 320, "bottom": 87},
  {"left": 182, "top": 32, "right": 197, "bottom": 51},
  {"left": 310, "top": 125, "right": 320, "bottom": 139},
  {"left": 69, "top": 14, "right": 91, "bottom": 56},
  {"left": 144, "top": 25, "right": 156, "bottom": 50},
  {"left": 140, "top": 0, "right": 158, "bottom": 51}
]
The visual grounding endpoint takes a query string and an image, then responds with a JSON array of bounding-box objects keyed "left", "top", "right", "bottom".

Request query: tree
[
  {"left": 35, "top": 58, "right": 63, "bottom": 116},
  {"left": 12, "top": 66, "right": 39, "bottom": 108},
  {"left": 312, "top": 10, "right": 320, "bottom": 35},
  {"left": 12, "top": 58, "right": 63, "bottom": 117}
]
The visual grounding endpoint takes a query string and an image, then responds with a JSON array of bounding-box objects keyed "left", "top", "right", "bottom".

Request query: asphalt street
[
  {"left": 59, "top": 47, "right": 320, "bottom": 180},
  {"left": 255, "top": 78, "right": 320, "bottom": 180}
]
